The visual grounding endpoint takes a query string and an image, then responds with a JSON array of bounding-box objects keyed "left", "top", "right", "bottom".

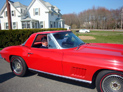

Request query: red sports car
[{"left": 0, "top": 31, "right": 123, "bottom": 92}]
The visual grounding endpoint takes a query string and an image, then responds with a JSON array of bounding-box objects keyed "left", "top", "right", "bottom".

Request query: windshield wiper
[{"left": 76, "top": 43, "right": 85, "bottom": 50}]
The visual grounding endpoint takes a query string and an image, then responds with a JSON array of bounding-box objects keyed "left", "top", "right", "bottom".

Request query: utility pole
[
  {"left": 121, "top": 8, "right": 123, "bottom": 29},
  {"left": 6, "top": 0, "right": 12, "bottom": 30}
]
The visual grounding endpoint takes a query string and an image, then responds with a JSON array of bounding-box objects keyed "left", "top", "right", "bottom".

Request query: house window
[
  {"left": 5, "top": 11, "right": 8, "bottom": 17},
  {"left": 50, "top": 21, "right": 53, "bottom": 28},
  {"left": 54, "top": 22, "right": 55, "bottom": 28},
  {"left": 35, "top": 22, "right": 38, "bottom": 28},
  {"left": 35, "top": 8, "right": 39, "bottom": 15},
  {"left": 40, "top": 21, "right": 43, "bottom": 28},
  {"left": 12, "top": 11, "right": 14, "bottom": 16},
  {"left": 5, "top": 23, "right": 8, "bottom": 29},
  {"left": 32, "top": 22, "right": 35, "bottom": 28},
  {"left": 22, "top": 22, "right": 26, "bottom": 29},
  {"left": 51, "top": 12, "right": 54, "bottom": 16},
  {"left": 13, "top": 22, "right": 16, "bottom": 29},
  {"left": 24, "top": 10, "right": 25, "bottom": 13},
  {"left": 27, "top": 22, "right": 30, "bottom": 28},
  {"left": 21, "top": 9, "right": 23, "bottom": 13}
]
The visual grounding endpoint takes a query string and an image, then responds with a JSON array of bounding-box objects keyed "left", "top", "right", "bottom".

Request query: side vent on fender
[{"left": 71, "top": 67, "right": 86, "bottom": 77}]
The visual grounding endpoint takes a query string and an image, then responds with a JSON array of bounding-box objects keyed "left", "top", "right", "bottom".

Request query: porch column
[
  {"left": 56, "top": 22, "right": 58, "bottom": 28},
  {"left": 25, "top": 22, "right": 27, "bottom": 28},
  {"left": 37, "top": 22, "right": 38, "bottom": 28},
  {"left": 30, "top": 21, "right": 32, "bottom": 28},
  {"left": 58, "top": 22, "right": 59, "bottom": 28},
  {"left": 61, "top": 21, "right": 63, "bottom": 28}
]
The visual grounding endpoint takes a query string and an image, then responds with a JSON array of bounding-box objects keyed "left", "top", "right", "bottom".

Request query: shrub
[{"left": 0, "top": 28, "right": 67, "bottom": 48}]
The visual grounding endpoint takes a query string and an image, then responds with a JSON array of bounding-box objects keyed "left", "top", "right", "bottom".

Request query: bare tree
[{"left": 62, "top": 6, "right": 123, "bottom": 29}]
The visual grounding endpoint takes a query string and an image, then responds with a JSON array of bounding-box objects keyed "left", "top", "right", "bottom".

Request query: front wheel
[
  {"left": 10, "top": 56, "right": 28, "bottom": 77},
  {"left": 96, "top": 70, "right": 123, "bottom": 92}
]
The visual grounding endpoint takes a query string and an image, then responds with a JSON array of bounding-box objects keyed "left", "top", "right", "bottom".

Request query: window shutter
[
  {"left": 33, "top": 8, "right": 35, "bottom": 16},
  {"left": 4, "top": 23, "right": 6, "bottom": 29},
  {"left": 16, "top": 22, "right": 18, "bottom": 29},
  {"left": 14, "top": 10, "right": 16, "bottom": 16},
  {"left": 43, "top": 21, "right": 45, "bottom": 28},
  {"left": 4, "top": 11, "right": 6, "bottom": 17},
  {"left": 39, "top": 8, "right": 40, "bottom": 16}
]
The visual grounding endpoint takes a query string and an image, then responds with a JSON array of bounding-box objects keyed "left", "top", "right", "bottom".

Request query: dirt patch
[{"left": 78, "top": 36, "right": 96, "bottom": 40}]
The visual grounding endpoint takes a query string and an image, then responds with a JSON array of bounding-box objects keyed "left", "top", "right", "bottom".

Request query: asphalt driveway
[{"left": 0, "top": 59, "right": 97, "bottom": 92}]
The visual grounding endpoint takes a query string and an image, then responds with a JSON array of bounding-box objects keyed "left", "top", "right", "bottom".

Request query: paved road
[{"left": 0, "top": 59, "right": 97, "bottom": 92}]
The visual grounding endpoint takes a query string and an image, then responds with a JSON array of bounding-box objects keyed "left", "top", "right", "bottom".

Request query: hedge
[{"left": 0, "top": 28, "right": 67, "bottom": 48}]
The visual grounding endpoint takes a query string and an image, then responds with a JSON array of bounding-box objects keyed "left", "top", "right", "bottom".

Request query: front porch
[
  {"left": 21, "top": 18, "right": 64, "bottom": 29},
  {"left": 21, "top": 18, "right": 39, "bottom": 29}
]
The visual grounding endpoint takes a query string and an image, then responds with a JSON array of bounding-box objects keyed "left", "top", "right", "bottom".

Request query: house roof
[
  {"left": 21, "top": 17, "right": 38, "bottom": 22},
  {"left": 44, "top": 2, "right": 52, "bottom": 7},
  {"left": 0, "top": 0, "right": 61, "bottom": 17},
  {"left": 0, "top": 3, "right": 6, "bottom": 16},
  {"left": 56, "top": 18, "right": 64, "bottom": 21},
  {"left": 12, "top": 2, "right": 27, "bottom": 8},
  {"left": 54, "top": 6, "right": 59, "bottom": 10},
  {"left": 0, "top": 1, "right": 27, "bottom": 16},
  {"left": 27, "top": 0, "right": 60, "bottom": 14},
  {"left": 44, "top": 2, "right": 60, "bottom": 11}
]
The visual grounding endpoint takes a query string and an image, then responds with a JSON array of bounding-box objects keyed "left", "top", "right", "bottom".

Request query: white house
[{"left": 0, "top": 0, "right": 64, "bottom": 30}]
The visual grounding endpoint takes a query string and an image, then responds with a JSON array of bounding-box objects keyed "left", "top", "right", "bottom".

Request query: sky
[{"left": 0, "top": 0, "right": 123, "bottom": 14}]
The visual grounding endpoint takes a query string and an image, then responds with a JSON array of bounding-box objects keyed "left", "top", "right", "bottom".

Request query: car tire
[
  {"left": 10, "top": 56, "right": 28, "bottom": 77},
  {"left": 96, "top": 70, "right": 123, "bottom": 92}
]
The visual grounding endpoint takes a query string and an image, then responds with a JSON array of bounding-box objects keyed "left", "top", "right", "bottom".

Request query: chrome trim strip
[
  {"left": 29, "top": 68, "right": 92, "bottom": 84},
  {"left": 49, "top": 33, "right": 62, "bottom": 49}
]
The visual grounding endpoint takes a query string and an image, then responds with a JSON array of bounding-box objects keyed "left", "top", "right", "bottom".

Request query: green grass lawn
[{"left": 73, "top": 31, "right": 123, "bottom": 44}]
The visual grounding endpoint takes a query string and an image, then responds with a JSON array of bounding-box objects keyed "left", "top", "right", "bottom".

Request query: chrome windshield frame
[{"left": 48, "top": 33, "right": 62, "bottom": 49}]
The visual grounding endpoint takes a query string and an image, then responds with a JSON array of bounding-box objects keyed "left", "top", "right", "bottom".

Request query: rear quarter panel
[{"left": 0, "top": 46, "right": 29, "bottom": 63}]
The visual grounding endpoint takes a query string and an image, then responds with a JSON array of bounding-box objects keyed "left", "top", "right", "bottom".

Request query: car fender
[{"left": 0, "top": 45, "right": 30, "bottom": 63}]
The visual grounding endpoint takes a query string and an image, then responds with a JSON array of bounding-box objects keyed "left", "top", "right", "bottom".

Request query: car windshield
[{"left": 53, "top": 31, "right": 85, "bottom": 48}]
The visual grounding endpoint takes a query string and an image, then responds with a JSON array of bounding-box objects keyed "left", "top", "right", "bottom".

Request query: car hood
[{"left": 78, "top": 43, "right": 123, "bottom": 58}]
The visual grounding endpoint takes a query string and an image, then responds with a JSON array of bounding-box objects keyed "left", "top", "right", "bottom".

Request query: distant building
[
  {"left": 83, "top": 22, "right": 92, "bottom": 28},
  {"left": 64, "top": 24, "right": 71, "bottom": 30},
  {"left": 0, "top": 0, "right": 64, "bottom": 30}
]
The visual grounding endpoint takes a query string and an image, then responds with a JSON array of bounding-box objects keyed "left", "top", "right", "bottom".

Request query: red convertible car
[{"left": 0, "top": 31, "right": 123, "bottom": 92}]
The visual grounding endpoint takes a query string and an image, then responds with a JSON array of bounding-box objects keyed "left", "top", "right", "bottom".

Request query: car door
[{"left": 27, "top": 34, "right": 63, "bottom": 75}]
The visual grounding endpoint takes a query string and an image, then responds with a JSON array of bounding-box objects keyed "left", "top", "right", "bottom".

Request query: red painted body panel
[
  {"left": 62, "top": 43, "right": 123, "bottom": 81},
  {"left": 0, "top": 31, "right": 123, "bottom": 83},
  {"left": 25, "top": 48, "right": 63, "bottom": 75}
]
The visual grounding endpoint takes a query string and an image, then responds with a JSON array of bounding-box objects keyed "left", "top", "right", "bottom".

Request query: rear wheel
[
  {"left": 96, "top": 70, "right": 123, "bottom": 92},
  {"left": 10, "top": 56, "right": 28, "bottom": 77}
]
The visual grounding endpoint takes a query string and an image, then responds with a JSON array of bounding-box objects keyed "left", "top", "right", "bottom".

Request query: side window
[
  {"left": 32, "top": 34, "right": 47, "bottom": 48},
  {"left": 48, "top": 35, "right": 57, "bottom": 49}
]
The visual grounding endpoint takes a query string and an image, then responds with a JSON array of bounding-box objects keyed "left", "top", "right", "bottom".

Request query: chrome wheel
[
  {"left": 11, "top": 56, "right": 28, "bottom": 77},
  {"left": 102, "top": 75, "right": 123, "bottom": 92},
  {"left": 12, "top": 59, "right": 23, "bottom": 74},
  {"left": 96, "top": 71, "right": 123, "bottom": 92}
]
